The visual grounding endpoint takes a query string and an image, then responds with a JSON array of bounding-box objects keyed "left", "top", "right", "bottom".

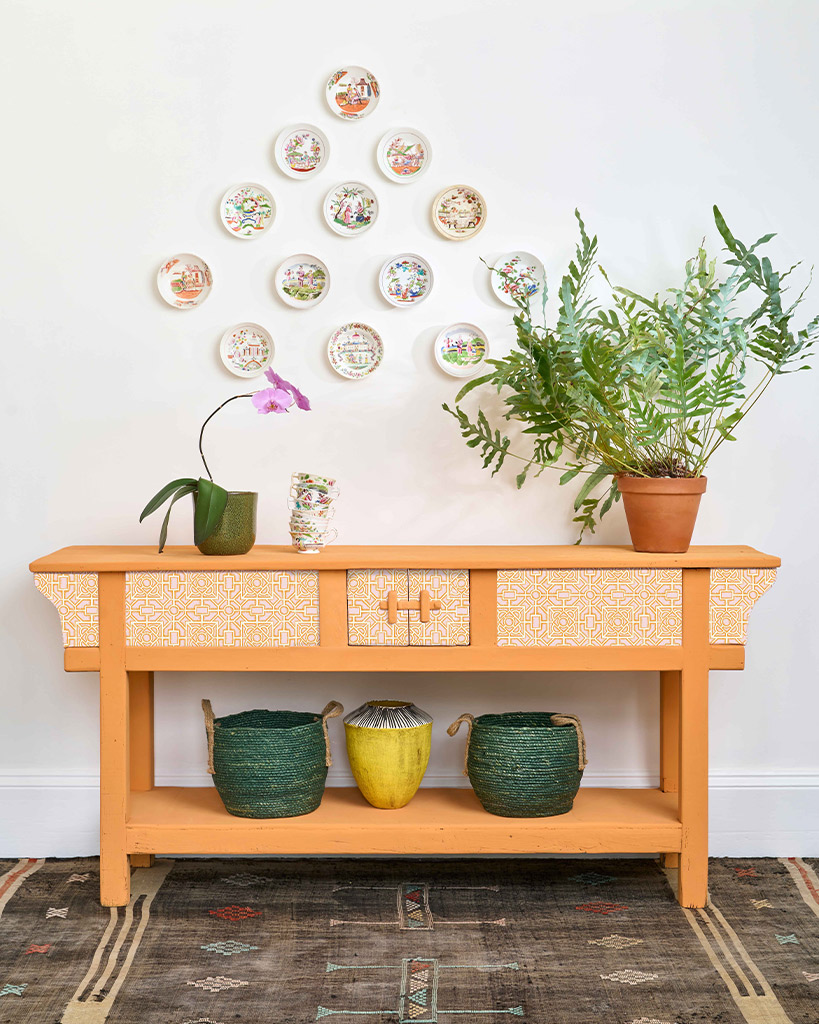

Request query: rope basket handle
[
  {"left": 551, "top": 713, "right": 588, "bottom": 771},
  {"left": 202, "top": 699, "right": 216, "bottom": 775},
  {"left": 320, "top": 701, "right": 344, "bottom": 767},
  {"left": 447, "top": 713, "right": 475, "bottom": 777}
]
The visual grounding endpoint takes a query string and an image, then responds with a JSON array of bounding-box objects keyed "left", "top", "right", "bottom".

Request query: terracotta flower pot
[{"left": 616, "top": 476, "right": 707, "bottom": 553}]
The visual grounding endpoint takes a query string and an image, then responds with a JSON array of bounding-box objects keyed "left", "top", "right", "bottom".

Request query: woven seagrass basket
[
  {"left": 202, "top": 699, "right": 343, "bottom": 819},
  {"left": 447, "top": 711, "right": 588, "bottom": 817}
]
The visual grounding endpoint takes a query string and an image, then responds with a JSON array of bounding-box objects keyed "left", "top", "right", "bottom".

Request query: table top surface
[{"left": 30, "top": 544, "right": 781, "bottom": 573}]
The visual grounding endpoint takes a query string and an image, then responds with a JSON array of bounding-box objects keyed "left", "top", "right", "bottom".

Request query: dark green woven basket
[
  {"left": 202, "top": 699, "right": 343, "bottom": 819},
  {"left": 447, "top": 711, "right": 588, "bottom": 818}
]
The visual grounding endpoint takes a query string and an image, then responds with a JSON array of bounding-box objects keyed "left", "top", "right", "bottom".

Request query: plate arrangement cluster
[{"left": 155, "top": 63, "right": 544, "bottom": 381}]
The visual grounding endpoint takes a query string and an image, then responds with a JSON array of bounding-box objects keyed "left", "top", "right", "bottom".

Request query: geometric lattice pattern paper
[
  {"left": 125, "top": 571, "right": 319, "bottom": 647},
  {"left": 497, "top": 569, "right": 682, "bottom": 647},
  {"left": 347, "top": 569, "right": 410, "bottom": 646},
  {"left": 709, "top": 568, "right": 776, "bottom": 644},
  {"left": 34, "top": 573, "right": 99, "bottom": 647},
  {"left": 408, "top": 569, "right": 470, "bottom": 646}
]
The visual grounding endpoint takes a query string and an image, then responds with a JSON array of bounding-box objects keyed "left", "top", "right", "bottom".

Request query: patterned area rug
[{"left": 0, "top": 857, "right": 816, "bottom": 1023}]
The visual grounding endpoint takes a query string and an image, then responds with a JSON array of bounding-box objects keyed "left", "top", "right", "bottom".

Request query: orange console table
[{"left": 30, "top": 544, "right": 779, "bottom": 909}]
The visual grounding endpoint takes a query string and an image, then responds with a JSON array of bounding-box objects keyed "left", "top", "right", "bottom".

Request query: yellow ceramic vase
[{"left": 344, "top": 700, "right": 433, "bottom": 809}]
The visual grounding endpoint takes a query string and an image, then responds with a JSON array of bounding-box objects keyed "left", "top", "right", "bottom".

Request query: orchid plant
[{"left": 140, "top": 369, "right": 310, "bottom": 552}]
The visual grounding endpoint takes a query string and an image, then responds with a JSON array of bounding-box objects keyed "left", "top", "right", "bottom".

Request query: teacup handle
[{"left": 323, "top": 528, "right": 338, "bottom": 544}]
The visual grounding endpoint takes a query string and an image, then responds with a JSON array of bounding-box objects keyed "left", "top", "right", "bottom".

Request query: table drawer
[
  {"left": 347, "top": 569, "right": 470, "bottom": 646},
  {"left": 124, "top": 571, "right": 319, "bottom": 647},
  {"left": 497, "top": 569, "right": 682, "bottom": 646}
]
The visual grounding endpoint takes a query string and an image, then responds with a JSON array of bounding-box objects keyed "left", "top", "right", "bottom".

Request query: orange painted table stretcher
[{"left": 30, "top": 544, "right": 779, "bottom": 909}]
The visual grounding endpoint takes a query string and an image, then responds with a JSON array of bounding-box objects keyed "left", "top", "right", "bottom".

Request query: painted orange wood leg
[
  {"left": 678, "top": 569, "right": 710, "bottom": 908},
  {"left": 319, "top": 570, "right": 348, "bottom": 647},
  {"left": 660, "top": 670, "right": 680, "bottom": 868},
  {"left": 129, "top": 671, "right": 154, "bottom": 869},
  {"left": 99, "top": 573, "right": 131, "bottom": 907}
]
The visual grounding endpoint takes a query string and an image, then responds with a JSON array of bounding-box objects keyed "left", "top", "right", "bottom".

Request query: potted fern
[{"left": 445, "top": 208, "right": 817, "bottom": 551}]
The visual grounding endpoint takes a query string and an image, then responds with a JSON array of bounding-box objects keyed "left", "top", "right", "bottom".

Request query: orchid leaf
[
  {"left": 139, "top": 478, "right": 196, "bottom": 522},
  {"left": 157, "top": 483, "right": 196, "bottom": 554},
  {"left": 193, "top": 478, "right": 228, "bottom": 546}
]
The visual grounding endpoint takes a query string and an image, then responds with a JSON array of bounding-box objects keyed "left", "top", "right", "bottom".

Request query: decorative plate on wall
[
  {"left": 274, "top": 124, "right": 330, "bottom": 179},
  {"left": 328, "top": 322, "right": 383, "bottom": 379},
  {"left": 156, "top": 254, "right": 213, "bottom": 309},
  {"left": 376, "top": 127, "right": 431, "bottom": 183},
  {"left": 492, "top": 251, "right": 545, "bottom": 306},
  {"left": 434, "top": 322, "right": 490, "bottom": 377},
  {"left": 219, "top": 183, "right": 275, "bottom": 239},
  {"left": 323, "top": 181, "right": 379, "bottom": 236},
  {"left": 325, "top": 66, "right": 380, "bottom": 120},
  {"left": 432, "top": 185, "right": 486, "bottom": 241},
  {"left": 219, "top": 322, "right": 274, "bottom": 378},
  {"left": 274, "top": 254, "right": 330, "bottom": 308},
  {"left": 379, "top": 253, "right": 433, "bottom": 306}
]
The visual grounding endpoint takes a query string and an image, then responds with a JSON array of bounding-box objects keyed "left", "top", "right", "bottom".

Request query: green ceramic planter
[{"left": 195, "top": 491, "right": 257, "bottom": 556}]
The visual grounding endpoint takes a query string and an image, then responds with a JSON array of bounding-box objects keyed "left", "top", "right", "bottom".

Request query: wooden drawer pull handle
[{"left": 378, "top": 589, "right": 442, "bottom": 624}]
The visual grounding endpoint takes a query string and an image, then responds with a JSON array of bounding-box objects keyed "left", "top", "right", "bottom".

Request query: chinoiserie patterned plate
[
  {"left": 376, "top": 127, "right": 431, "bottom": 183},
  {"left": 435, "top": 322, "right": 490, "bottom": 377},
  {"left": 274, "top": 254, "right": 330, "bottom": 308},
  {"left": 328, "top": 322, "right": 383, "bottom": 379},
  {"left": 492, "top": 251, "right": 545, "bottom": 306},
  {"left": 156, "top": 253, "right": 213, "bottom": 309},
  {"left": 323, "top": 181, "right": 379, "bottom": 236},
  {"left": 219, "top": 183, "right": 275, "bottom": 239},
  {"left": 379, "top": 253, "right": 433, "bottom": 306},
  {"left": 274, "top": 124, "right": 330, "bottom": 179},
  {"left": 325, "top": 66, "right": 380, "bottom": 120},
  {"left": 219, "top": 322, "right": 274, "bottom": 378},
  {"left": 432, "top": 185, "right": 487, "bottom": 241}
]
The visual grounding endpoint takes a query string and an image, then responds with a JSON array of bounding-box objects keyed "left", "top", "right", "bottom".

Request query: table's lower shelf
[{"left": 127, "top": 786, "right": 682, "bottom": 856}]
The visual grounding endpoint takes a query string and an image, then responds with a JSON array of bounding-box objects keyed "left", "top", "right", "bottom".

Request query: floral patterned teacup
[
  {"left": 289, "top": 502, "right": 336, "bottom": 520},
  {"left": 290, "top": 526, "right": 338, "bottom": 554},
  {"left": 289, "top": 488, "right": 336, "bottom": 510},
  {"left": 292, "top": 471, "right": 338, "bottom": 491}
]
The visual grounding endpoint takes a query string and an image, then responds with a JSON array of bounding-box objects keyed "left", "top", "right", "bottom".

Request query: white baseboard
[{"left": 0, "top": 770, "right": 816, "bottom": 858}]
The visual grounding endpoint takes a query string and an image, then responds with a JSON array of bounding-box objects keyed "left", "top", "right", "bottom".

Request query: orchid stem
[{"left": 198, "top": 393, "right": 253, "bottom": 481}]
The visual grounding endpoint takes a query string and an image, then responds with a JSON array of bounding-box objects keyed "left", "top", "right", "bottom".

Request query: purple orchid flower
[
  {"left": 251, "top": 387, "right": 294, "bottom": 415},
  {"left": 264, "top": 368, "right": 311, "bottom": 410}
]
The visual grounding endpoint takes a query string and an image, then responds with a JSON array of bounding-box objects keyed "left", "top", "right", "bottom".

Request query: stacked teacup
[{"left": 289, "top": 472, "right": 339, "bottom": 554}]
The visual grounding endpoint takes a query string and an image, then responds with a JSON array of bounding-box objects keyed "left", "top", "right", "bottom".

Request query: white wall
[{"left": 1, "top": 0, "right": 817, "bottom": 857}]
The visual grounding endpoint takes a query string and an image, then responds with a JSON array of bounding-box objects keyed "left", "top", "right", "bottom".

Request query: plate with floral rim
[
  {"left": 434, "top": 322, "right": 490, "bottom": 378},
  {"left": 156, "top": 253, "right": 212, "bottom": 309},
  {"left": 323, "top": 181, "right": 379, "bottom": 236},
  {"left": 219, "top": 322, "right": 274, "bottom": 378},
  {"left": 328, "top": 322, "right": 383, "bottom": 379},
  {"left": 376, "top": 127, "right": 431, "bottom": 183},
  {"left": 492, "top": 251, "right": 545, "bottom": 306},
  {"left": 432, "top": 184, "right": 486, "bottom": 241},
  {"left": 274, "top": 254, "right": 330, "bottom": 308},
  {"left": 325, "top": 66, "right": 380, "bottom": 120},
  {"left": 379, "top": 253, "right": 433, "bottom": 307},
  {"left": 274, "top": 124, "right": 330, "bottom": 179},
  {"left": 219, "top": 183, "right": 275, "bottom": 239}
]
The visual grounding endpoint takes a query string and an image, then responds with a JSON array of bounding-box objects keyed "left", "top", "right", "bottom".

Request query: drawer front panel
[
  {"left": 125, "top": 571, "right": 319, "bottom": 647},
  {"left": 497, "top": 569, "right": 682, "bottom": 646},
  {"left": 347, "top": 569, "right": 409, "bottom": 646},
  {"left": 408, "top": 569, "right": 470, "bottom": 646}
]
